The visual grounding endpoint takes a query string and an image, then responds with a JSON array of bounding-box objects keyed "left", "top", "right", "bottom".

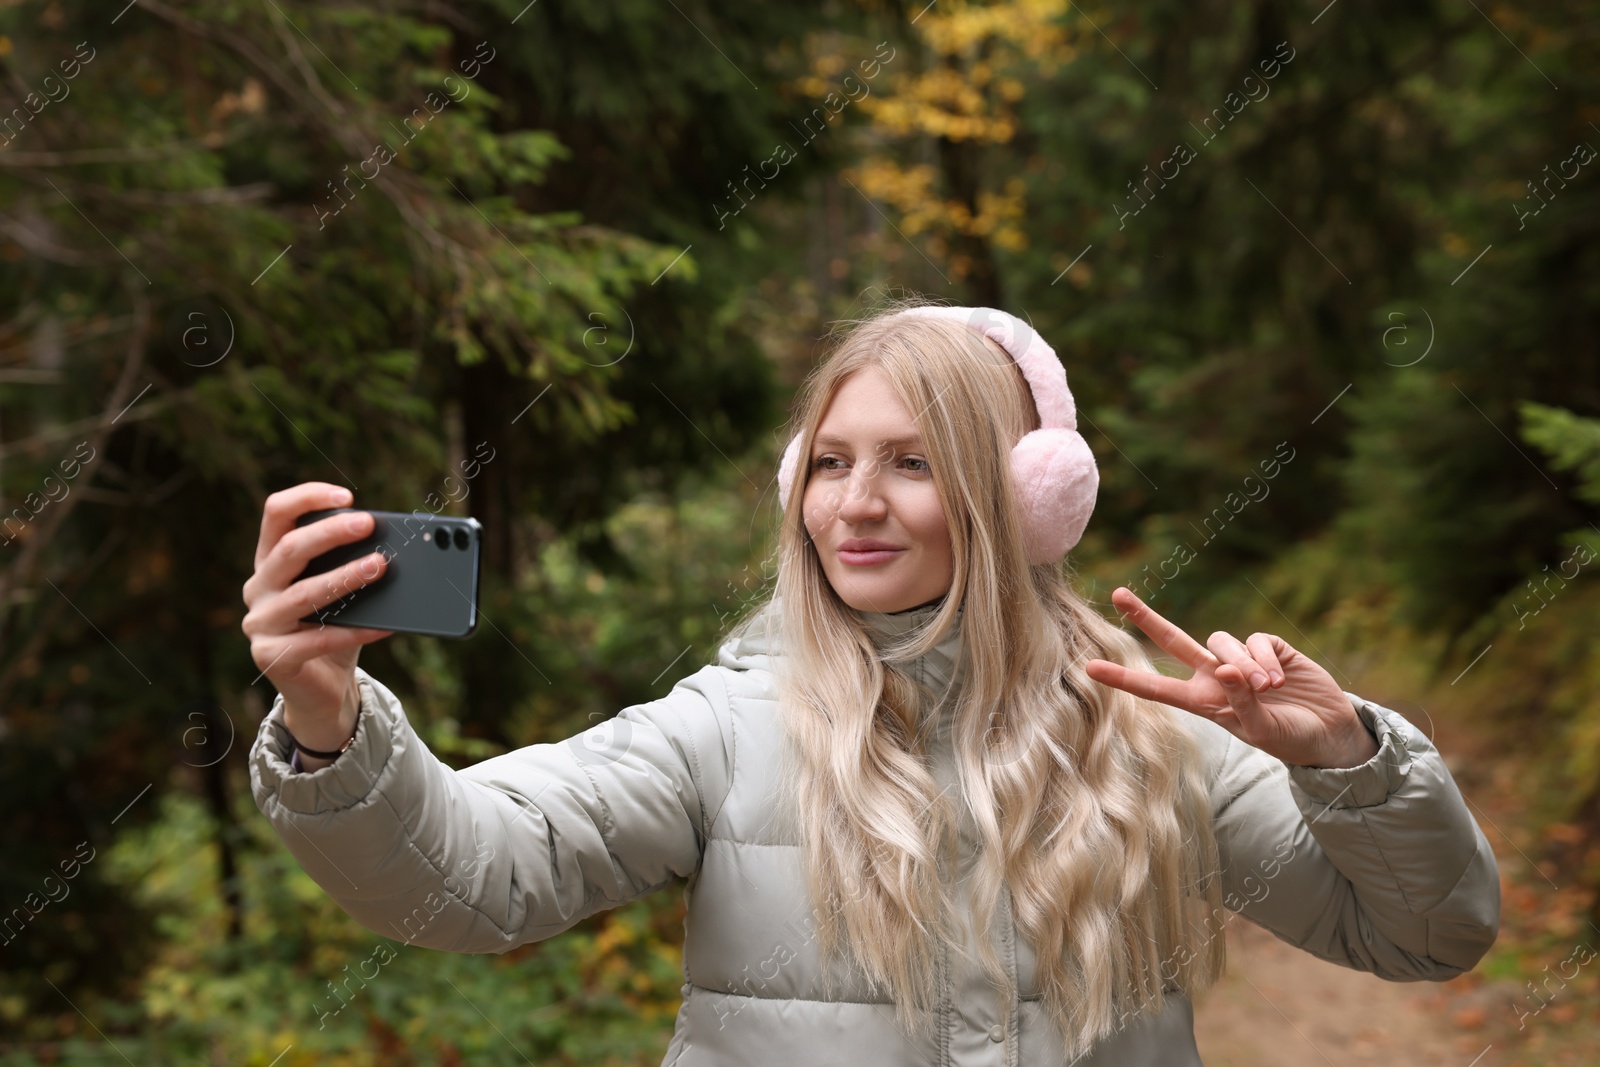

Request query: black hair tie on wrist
[{"left": 284, "top": 695, "right": 361, "bottom": 760}]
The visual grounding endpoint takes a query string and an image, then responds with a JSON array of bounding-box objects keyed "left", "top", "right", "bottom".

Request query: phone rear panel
[{"left": 295, "top": 509, "right": 481, "bottom": 638}]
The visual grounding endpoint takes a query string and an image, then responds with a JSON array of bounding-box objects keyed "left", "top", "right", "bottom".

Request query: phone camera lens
[
  {"left": 435, "top": 529, "right": 451, "bottom": 550},
  {"left": 453, "top": 527, "right": 469, "bottom": 550}
]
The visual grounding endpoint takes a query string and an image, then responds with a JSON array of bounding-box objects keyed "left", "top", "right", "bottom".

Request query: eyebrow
[{"left": 811, "top": 433, "right": 924, "bottom": 450}]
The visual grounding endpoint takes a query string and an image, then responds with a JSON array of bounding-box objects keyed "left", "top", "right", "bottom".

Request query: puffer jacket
[{"left": 249, "top": 596, "right": 1502, "bottom": 1066}]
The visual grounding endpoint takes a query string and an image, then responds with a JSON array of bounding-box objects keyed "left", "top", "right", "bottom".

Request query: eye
[
  {"left": 811, "top": 456, "right": 843, "bottom": 471},
  {"left": 903, "top": 457, "right": 930, "bottom": 473}
]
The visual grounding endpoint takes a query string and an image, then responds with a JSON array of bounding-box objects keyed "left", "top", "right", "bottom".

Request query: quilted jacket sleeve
[
  {"left": 248, "top": 664, "right": 735, "bottom": 954},
  {"left": 1195, "top": 691, "right": 1501, "bottom": 980}
]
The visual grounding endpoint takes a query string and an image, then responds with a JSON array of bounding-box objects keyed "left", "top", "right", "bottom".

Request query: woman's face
[{"left": 802, "top": 366, "right": 955, "bottom": 614}]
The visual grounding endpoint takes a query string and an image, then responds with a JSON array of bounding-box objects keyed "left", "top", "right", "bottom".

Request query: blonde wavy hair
[{"left": 740, "top": 297, "right": 1226, "bottom": 1059}]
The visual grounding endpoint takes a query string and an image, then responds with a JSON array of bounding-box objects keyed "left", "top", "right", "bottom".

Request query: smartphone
[{"left": 293, "top": 508, "right": 482, "bottom": 638}]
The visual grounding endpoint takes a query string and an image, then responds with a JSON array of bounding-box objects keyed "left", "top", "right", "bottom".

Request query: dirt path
[
  {"left": 1186, "top": 691, "right": 1600, "bottom": 1067},
  {"left": 1192, "top": 917, "right": 1493, "bottom": 1067},
  {"left": 1186, "top": 689, "right": 1503, "bottom": 1066}
]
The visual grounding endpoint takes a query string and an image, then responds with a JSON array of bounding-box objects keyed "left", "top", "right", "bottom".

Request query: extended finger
[
  {"left": 1245, "top": 632, "right": 1286, "bottom": 685},
  {"left": 255, "top": 482, "right": 354, "bottom": 570},
  {"left": 288, "top": 550, "right": 392, "bottom": 621},
  {"left": 1085, "top": 657, "right": 1197, "bottom": 711},
  {"left": 1206, "top": 631, "right": 1272, "bottom": 692},
  {"left": 245, "top": 550, "right": 390, "bottom": 637},
  {"left": 253, "top": 508, "right": 377, "bottom": 598},
  {"left": 1109, "top": 587, "right": 1218, "bottom": 673}
]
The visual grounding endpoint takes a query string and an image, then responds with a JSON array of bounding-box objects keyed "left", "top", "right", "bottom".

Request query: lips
[
  {"left": 839, "top": 538, "right": 901, "bottom": 552},
  {"left": 837, "top": 538, "right": 905, "bottom": 566}
]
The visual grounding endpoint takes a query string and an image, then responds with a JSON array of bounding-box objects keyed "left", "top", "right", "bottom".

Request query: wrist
[
  {"left": 283, "top": 677, "right": 361, "bottom": 769},
  {"left": 1319, "top": 712, "right": 1381, "bottom": 769}
]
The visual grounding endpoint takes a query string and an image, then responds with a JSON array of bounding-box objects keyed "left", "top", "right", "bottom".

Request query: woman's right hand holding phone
[{"left": 241, "top": 481, "right": 394, "bottom": 770}]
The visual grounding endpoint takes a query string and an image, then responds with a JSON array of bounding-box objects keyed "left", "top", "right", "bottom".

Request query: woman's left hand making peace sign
[{"left": 1084, "top": 586, "right": 1381, "bottom": 770}]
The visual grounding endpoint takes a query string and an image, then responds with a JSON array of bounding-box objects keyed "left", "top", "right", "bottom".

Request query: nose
[{"left": 812, "top": 463, "right": 888, "bottom": 530}]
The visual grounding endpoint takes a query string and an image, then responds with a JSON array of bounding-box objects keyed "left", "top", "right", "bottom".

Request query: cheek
[
  {"left": 803, "top": 481, "right": 852, "bottom": 530},
  {"left": 801, "top": 486, "right": 831, "bottom": 538},
  {"left": 900, "top": 486, "right": 949, "bottom": 547}
]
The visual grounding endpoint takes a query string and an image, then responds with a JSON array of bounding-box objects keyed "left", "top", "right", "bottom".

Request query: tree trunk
[{"left": 936, "top": 132, "right": 1004, "bottom": 308}]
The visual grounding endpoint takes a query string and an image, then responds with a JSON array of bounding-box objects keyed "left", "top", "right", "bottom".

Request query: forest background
[{"left": 0, "top": 0, "right": 1596, "bottom": 1063}]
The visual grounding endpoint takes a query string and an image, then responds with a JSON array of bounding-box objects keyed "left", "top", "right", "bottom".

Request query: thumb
[{"left": 1216, "top": 664, "right": 1268, "bottom": 727}]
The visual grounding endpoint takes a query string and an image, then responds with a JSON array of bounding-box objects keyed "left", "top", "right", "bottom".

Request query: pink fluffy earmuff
[{"left": 776, "top": 305, "right": 1100, "bottom": 566}]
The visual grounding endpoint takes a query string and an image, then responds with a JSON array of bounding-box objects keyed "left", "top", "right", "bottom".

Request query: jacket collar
[
  {"left": 714, "top": 593, "right": 965, "bottom": 695},
  {"left": 855, "top": 594, "right": 949, "bottom": 637},
  {"left": 856, "top": 595, "right": 966, "bottom": 694}
]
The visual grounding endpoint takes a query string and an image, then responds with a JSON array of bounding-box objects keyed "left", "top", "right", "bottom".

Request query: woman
[{"left": 243, "top": 300, "right": 1500, "bottom": 1065}]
